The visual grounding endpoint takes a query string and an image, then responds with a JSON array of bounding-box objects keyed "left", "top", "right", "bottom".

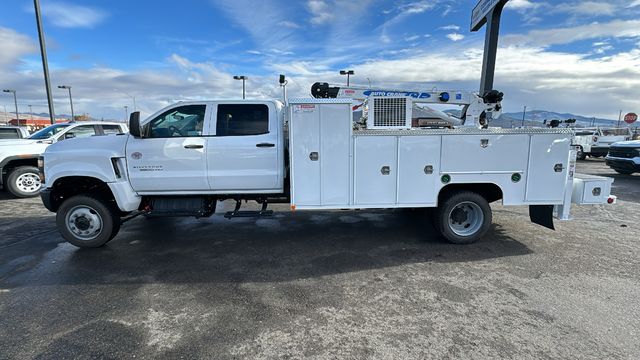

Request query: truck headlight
[{"left": 38, "top": 156, "right": 45, "bottom": 184}]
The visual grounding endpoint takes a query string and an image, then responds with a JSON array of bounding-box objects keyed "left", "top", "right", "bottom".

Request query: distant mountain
[
  {"left": 443, "top": 109, "right": 624, "bottom": 128},
  {"left": 499, "top": 110, "right": 619, "bottom": 128}
]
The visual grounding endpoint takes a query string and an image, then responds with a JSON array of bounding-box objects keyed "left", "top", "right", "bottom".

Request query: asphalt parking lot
[{"left": 1, "top": 158, "right": 638, "bottom": 359}]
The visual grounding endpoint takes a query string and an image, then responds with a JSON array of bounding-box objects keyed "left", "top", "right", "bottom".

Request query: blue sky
[{"left": 1, "top": 0, "right": 640, "bottom": 120}]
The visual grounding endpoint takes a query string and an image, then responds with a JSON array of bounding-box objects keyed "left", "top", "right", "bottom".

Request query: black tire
[
  {"left": 5, "top": 166, "right": 41, "bottom": 198},
  {"left": 613, "top": 168, "right": 634, "bottom": 175},
  {"left": 434, "top": 191, "right": 492, "bottom": 245},
  {"left": 56, "top": 195, "right": 121, "bottom": 248},
  {"left": 576, "top": 147, "right": 587, "bottom": 161}
]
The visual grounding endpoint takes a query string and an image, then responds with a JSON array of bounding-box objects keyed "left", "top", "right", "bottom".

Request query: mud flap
[{"left": 529, "top": 205, "right": 555, "bottom": 230}]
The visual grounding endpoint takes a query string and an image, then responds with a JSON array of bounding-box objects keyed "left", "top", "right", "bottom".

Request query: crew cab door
[
  {"left": 206, "top": 102, "right": 281, "bottom": 192},
  {"left": 126, "top": 104, "right": 210, "bottom": 192}
]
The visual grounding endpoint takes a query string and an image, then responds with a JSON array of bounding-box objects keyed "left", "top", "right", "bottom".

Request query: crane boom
[{"left": 310, "top": 82, "right": 503, "bottom": 128}]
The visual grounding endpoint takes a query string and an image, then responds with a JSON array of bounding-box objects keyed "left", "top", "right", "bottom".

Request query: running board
[{"left": 224, "top": 200, "right": 273, "bottom": 219}]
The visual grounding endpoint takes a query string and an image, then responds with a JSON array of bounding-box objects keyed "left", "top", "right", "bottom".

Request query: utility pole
[
  {"left": 2, "top": 89, "right": 19, "bottom": 125},
  {"left": 58, "top": 85, "right": 74, "bottom": 121},
  {"left": 29, "top": 105, "right": 33, "bottom": 121},
  {"left": 34, "top": 0, "right": 55, "bottom": 124},
  {"left": 617, "top": 110, "right": 622, "bottom": 128},
  {"left": 521, "top": 105, "right": 527, "bottom": 128},
  {"left": 340, "top": 70, "right": 354, "bottom": 86},
  {"left": 124, "top": 106, "right": 128, "bottom": 122},
  {"left": 233, "top": 75, "right": 248, "bottom": 99}
]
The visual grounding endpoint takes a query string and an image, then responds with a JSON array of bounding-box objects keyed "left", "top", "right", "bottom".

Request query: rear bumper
[
  {"left": 40, "top": 188, "right": 55, "bottom": 212},
  {"left": 605, "top": 157, "right": 640, "bottom": 172}
]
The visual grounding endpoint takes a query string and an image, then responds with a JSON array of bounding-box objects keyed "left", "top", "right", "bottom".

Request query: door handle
[
  {"left": 256, "top": 143, "right": 275, "bottom": 148},
  {"left": 184, "top": 144, "right": 204, "bottom": 149}
]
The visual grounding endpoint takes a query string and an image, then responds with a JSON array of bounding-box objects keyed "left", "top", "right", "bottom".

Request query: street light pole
[
  {"left": 29, "top": 105, "right": 33, "bottom": 121},
  {"left": 340, "top": 70, "right": 354, "bottom": 86},
  {"left": 124, "top": 106, "right": 128, "bottom": 122},
  {"left": 34, "top": 0, "right": 55, "bottom": 125},
  {"left": 58, "top": 85, "right": 74, "bottom": 121},
  {"left": 521, "top": 105, "right": 527, "bottom": 128},
  {"left": 2, "top": 89, "right": 19, "bottom": 125},
  {"left": 233, "top": 76, "right": 248, "bottom": 99},
  {"left": 114, "top": 89, "right": 136, "bottom": 111}
]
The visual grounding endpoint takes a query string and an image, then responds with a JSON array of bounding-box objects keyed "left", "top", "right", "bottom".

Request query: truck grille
[{"left": 608, "top": 147, "right": 639, "bottom": 159}]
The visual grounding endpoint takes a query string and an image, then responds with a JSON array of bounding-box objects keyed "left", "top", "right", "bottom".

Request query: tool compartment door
[
  {"left": 397, "top": 136, "right": 441, "bottom": 205},
  {"left": 526, "top": 134, "right": 571, "bottom": 203},
  {"left": 289, "top": 105, "right": 321, "bottom": 206},
  {"left": 354, "top": 136, "right": 397, "bottom": 205}
]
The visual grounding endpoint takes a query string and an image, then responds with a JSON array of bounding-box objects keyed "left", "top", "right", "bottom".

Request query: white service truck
[
  {"left": 39, "top": 84, "right": 615, "bottom": 248},
  {"left": 0, "top": 121, "right": 127, "bottom": 197}
]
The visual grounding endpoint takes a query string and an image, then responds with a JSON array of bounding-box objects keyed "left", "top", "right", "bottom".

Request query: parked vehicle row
[
  {"left": 573, "top": 127, "right": 632, "bottom": 160},
  {"left": 0, "top": 122, "right": 128, "bottom": 197}
]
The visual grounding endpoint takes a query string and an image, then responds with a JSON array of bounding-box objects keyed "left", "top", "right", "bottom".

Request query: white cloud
[
  {"left": 212, "top": 0, "right": 300, "bottom": 51},
  {"left": 41, "top": 2, "right": 108, "bottom": 28},
  {"left": 0, "top": 27, "right": 37, "bottom": 66},
  {"left": 446, "top": 33, "right": 465, "bottom": 41},
  {"left": 398, "top": 1, "right": 435, "bottom": 15},
  {"left": 503, "top": 19, "right": 640, "bottom": 47},
  {"left": 506, "top": 0, "right": 541, "bottom": 10},
  {"left": 628, "top": 0, "right": 640, "bottom": 8},
  {"left": 439, "top": 24, "right": 460, "bottom": 31},
  {"left": 554, "top": 1, "right": 616, "bottom": 16},
  {"left": 278, "top": 21, "right": 301, "bottom": 29},
  {"left": 307, "top": 0, "right": 333, "bottom": 25}
]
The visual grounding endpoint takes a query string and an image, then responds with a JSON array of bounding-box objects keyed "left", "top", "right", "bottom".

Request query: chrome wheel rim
[
  {"left": 66, "top": 205, "right": 103, "bottom": 240},
  {"left": 448, "top": 201, "right": 484, "bottom": 237},
  {"left": 15, "top": 172, "right": 41, "bottom": 194}
]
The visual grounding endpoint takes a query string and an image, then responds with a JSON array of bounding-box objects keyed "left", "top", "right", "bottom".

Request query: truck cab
[{"left": 126, "top": 100, "right": 285, "bottom": 194}]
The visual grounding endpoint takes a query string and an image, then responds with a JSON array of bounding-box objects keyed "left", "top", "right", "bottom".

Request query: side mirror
[
  {"left": 129, "top": 111, "right": 142, "bottom": 138},
  {"left": 64, "top": 133, "right": 76, "bottom": 140}
]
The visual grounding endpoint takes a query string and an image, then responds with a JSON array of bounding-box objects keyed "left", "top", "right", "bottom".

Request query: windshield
[{"left": 28, "top": 124, "right": 69, "bottom": 139}]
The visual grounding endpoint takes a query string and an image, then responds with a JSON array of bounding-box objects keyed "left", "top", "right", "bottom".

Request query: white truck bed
[{"left": 288, "top": 99, "right": 610, "bottom": 216}]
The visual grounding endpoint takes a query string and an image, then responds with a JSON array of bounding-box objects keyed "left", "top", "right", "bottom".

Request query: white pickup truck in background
[
  {"left": 573, "top": 127, "right": 632, "bottom": 160},
  {"left": 0, "top": 121, "right": 127, "bottom": 197},
  {"left": 39, "top": 85, "right": 616, "bottom": 248},
  {"left": 0, "top": 126, "right": 30, "bottom": 139}
]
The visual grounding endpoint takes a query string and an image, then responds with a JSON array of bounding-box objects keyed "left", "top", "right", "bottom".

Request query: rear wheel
[
  {"left": 56, "top": 195, "right": 121, "bottom": 248},
  {"left": 6, "top": 166, "right": 41, "bottom": 198},
  {"left": 435, "top": 191, "right": 492, "bottom": 244}
]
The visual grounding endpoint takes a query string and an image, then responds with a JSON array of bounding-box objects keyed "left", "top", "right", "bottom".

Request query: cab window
[
  {"left": 101, "top": 124, "right": 123, "bottom": 135},
  {"left": 0, "top": 128, "right": 20, "bottom": 139},
  {"left": 216, "top": 104, "right": 269, "bottom": 136},
  {"left": 63, "top": 125, "right": 97, "bottom": 140},
  {"left": 146, "top": 105, "right": 206, "bottom": 138}
]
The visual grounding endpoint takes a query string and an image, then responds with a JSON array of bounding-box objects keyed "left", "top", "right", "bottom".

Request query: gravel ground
[{"left": 0, "top": 158, "right": 638, "bottom": 359}]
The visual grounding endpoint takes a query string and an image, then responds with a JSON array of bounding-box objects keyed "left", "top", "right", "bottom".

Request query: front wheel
[
  {"left": 576, "top": 147, "right": 587, "bottom": 160},
  {"left": 56, "top": 195, "right": 121, "bottom": 248},
  {"left": 434, "top": 191, "right": 492, "bottom": 244},
  {"left": 6, "top": 166, "right": 41, "bottom": 198}
]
